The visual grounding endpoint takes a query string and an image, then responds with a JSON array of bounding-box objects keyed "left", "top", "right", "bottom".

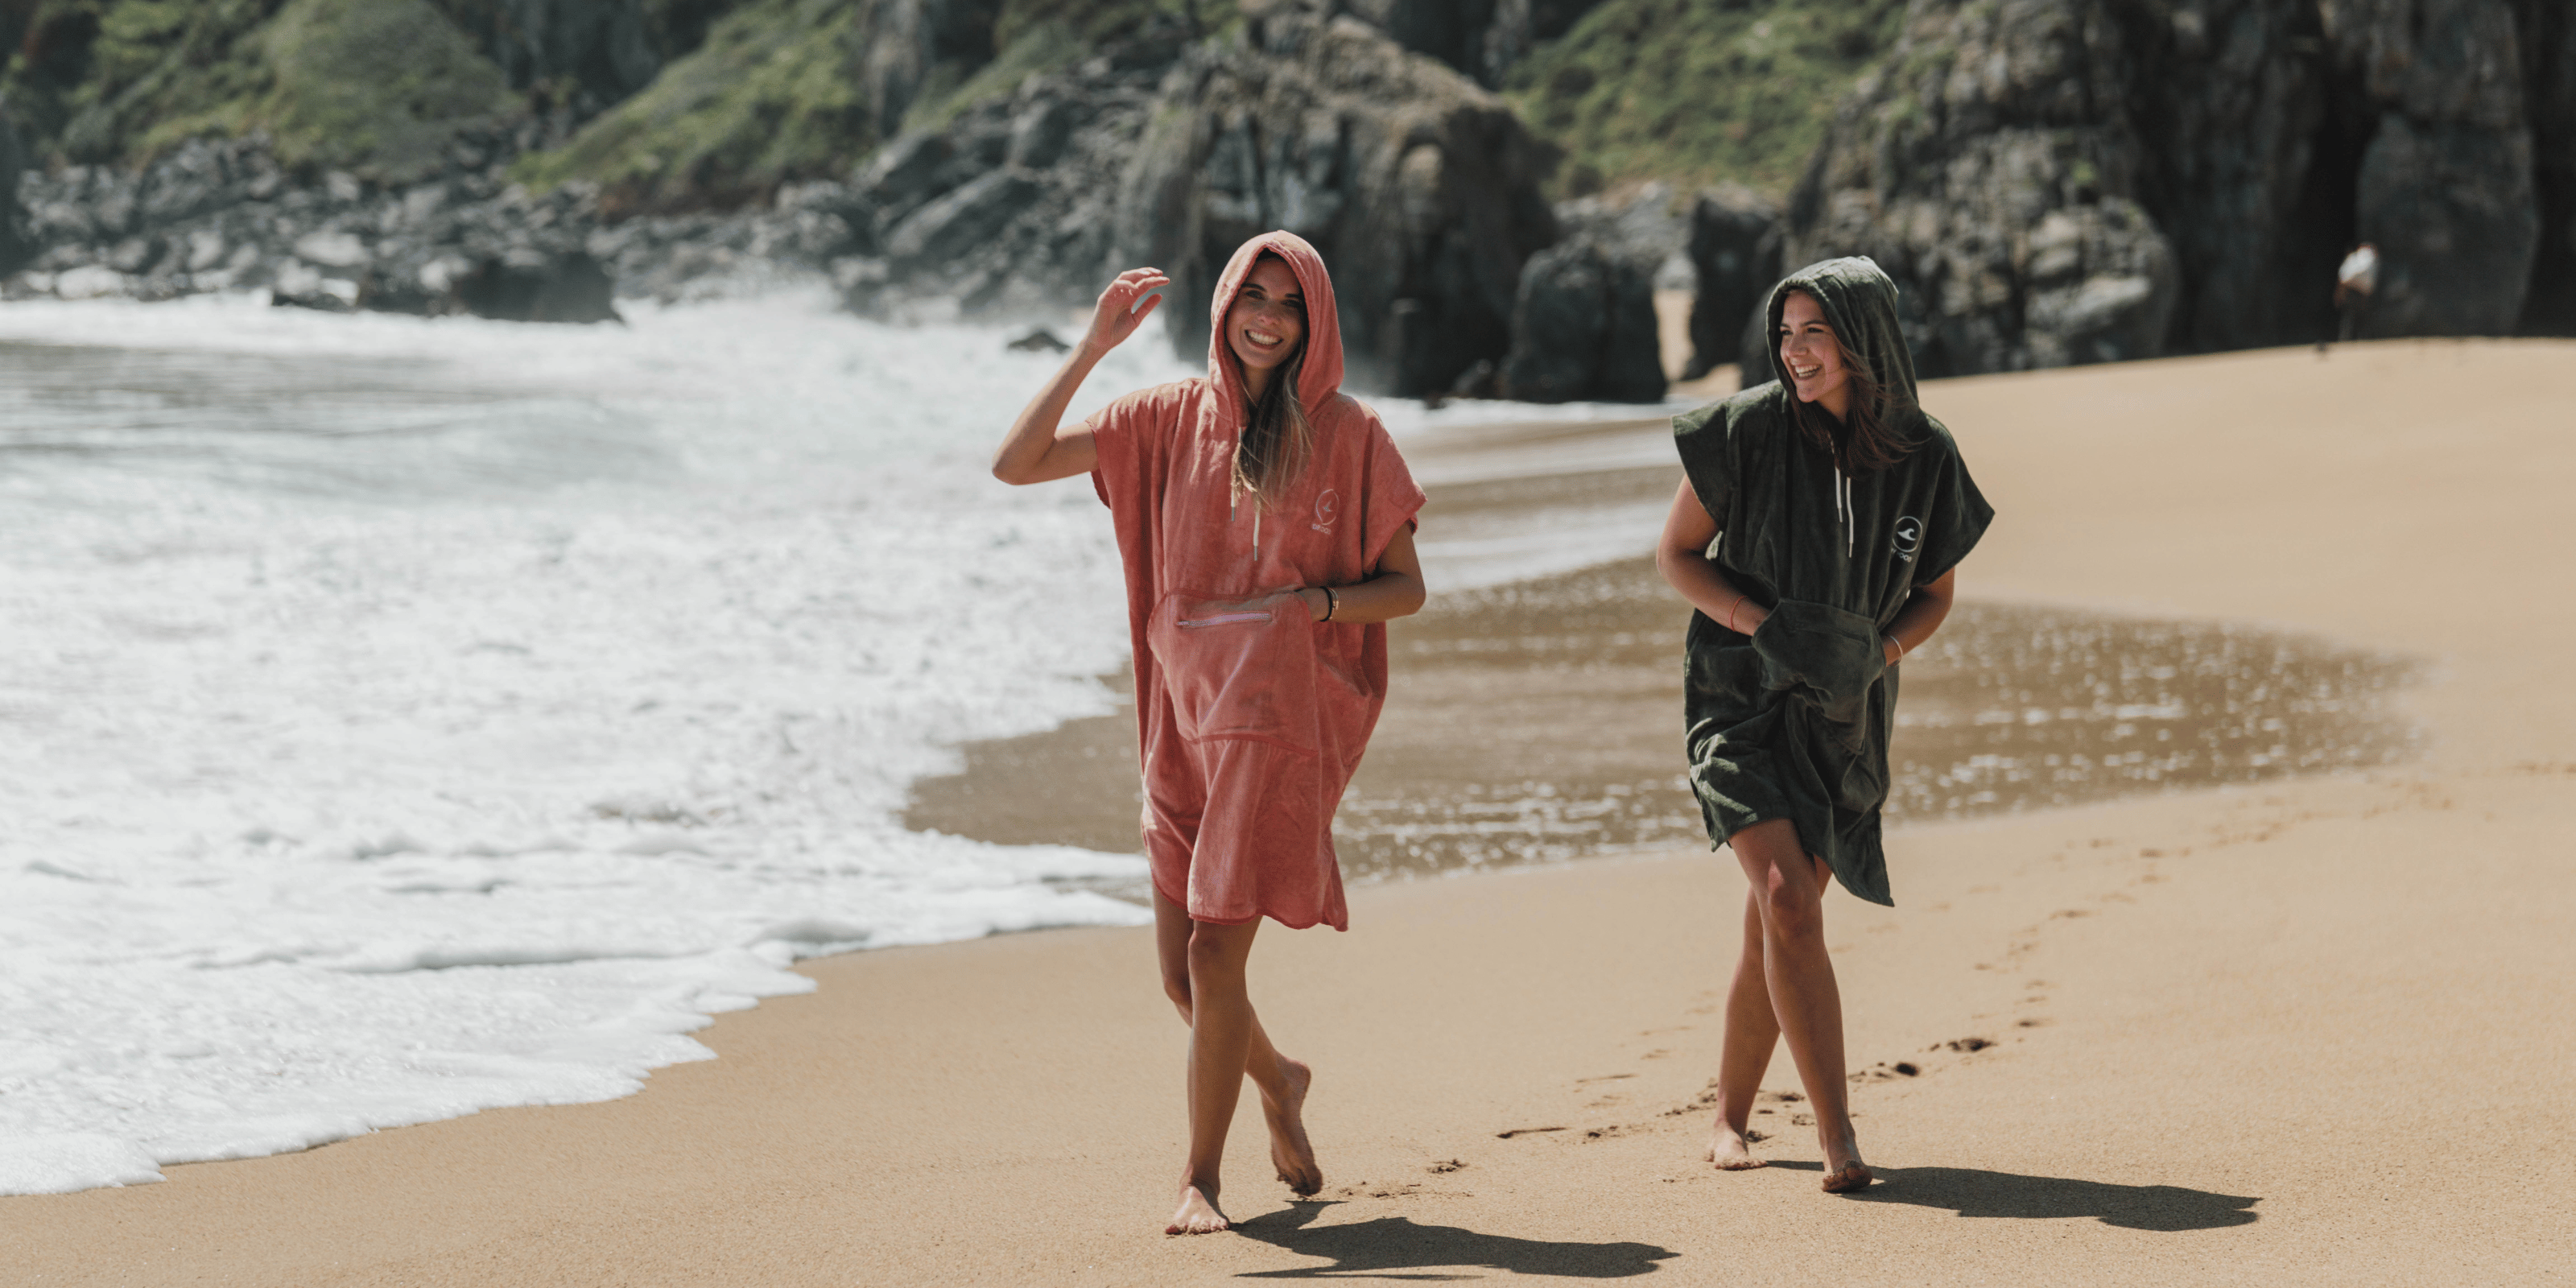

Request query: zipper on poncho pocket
[{"left": 1178, "top": 609, "right": 1274, "bottom": 629}]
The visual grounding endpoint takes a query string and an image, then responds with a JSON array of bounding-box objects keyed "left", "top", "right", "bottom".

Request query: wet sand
[
  {"left": 11, "top": 339, "right": 2574, "bottom": 1286},
  {"left": 909, "top": 555, "right": 2425, "bottom": 885}
]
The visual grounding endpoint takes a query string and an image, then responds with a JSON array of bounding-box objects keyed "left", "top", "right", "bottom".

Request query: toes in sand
[
  {"left": 1706, "top": 1121, "right": 1769, "bottom": 1171},
  {"left": 1166, "top": 1183, "right": 1230, "bottom": 1235},
  {"left": 1821, "top": 1161, "right": 1875, "bottom": 1194},
  {"left": 1265, "top": 1057, "right": 1322, "bottom": 1195}
]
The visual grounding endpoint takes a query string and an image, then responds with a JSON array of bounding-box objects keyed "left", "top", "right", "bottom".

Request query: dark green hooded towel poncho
[{"left": 1674, "top": 257, "right": 1995, "bottom": 906}]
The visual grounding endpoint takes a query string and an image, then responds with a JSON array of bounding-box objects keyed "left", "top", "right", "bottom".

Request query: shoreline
[{"left": 7, "top": 338, "right": 2572, "bottom": 1284}]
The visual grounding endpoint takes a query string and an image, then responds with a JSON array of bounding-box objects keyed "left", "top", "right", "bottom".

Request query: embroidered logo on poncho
[
  {"left": 1311, "top": 489, "right": 1340, "bottom": 535},
  {"left": 1892, "top": 515, "right": 1923, "bottom": 562}
]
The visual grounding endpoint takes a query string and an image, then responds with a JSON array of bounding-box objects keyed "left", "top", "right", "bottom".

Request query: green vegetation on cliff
[
  {"left": 506, "top": 0, "right": 873, "bottom": 211},
  {"left": 1, "top": 0, "right": 1876, "bottom": 212},
  {"left": 2, "top": 0, "right": 513, "bottom": 180},
  {"left": 1506, "top": 0, "right": 1903, "bottom": 197},
  {"left": 508, "top": 0, "right": 1224, "bottom": 211}
]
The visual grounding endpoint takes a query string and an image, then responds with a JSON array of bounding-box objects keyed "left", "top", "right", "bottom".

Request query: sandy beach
[{"left": 7, "top": 337, "right": 2574, "bottom": 1285}]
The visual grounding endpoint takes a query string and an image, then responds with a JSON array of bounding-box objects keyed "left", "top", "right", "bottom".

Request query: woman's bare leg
[
  {"left": 1167, "top": 914, "right": 1261, "bottom": 1233},
  {"left": 1153, "top": 890, "right": 1319, "bottom": 1200},
  {"left": 1707, "top": 884, "right": 1780, "bottom": 1169},
  {"left": 1730, "top": 819, "right": 1870, "bottom": 1191}
]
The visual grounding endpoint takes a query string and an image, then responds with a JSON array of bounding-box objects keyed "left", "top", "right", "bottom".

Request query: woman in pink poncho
[{"left": 992, "top": 231, "right": 1427, "bottom": 1235}]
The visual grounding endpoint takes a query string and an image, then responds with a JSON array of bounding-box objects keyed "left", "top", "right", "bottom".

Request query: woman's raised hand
[{"left": 1084, "top": 268, "right": 1170, "bottom": 356}]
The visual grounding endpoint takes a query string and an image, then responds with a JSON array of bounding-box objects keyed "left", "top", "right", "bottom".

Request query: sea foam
[{"left": 0, "top": 289, "right": 1688, "bottom": 1194}]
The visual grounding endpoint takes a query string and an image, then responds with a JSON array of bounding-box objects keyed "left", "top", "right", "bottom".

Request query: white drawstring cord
[
  {"left": 1834, "top": 466, "right": 1855, "bottom": 559},
  {"left": 1232, "top": 475, "right": 1261, "bottom": 562}
]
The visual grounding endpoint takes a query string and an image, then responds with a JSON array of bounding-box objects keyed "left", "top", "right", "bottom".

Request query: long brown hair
[
  {"left": 1229, "top": 254, "right": 1315, "bottom": 506},
  {"left": 1781, "top": 294, "right": 1915, "bottom": 472}
]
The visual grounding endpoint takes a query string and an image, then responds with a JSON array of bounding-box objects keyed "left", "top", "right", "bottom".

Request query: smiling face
[
  {"left": 1225, "top": 254, "right": 1307, "bottom": 394},
  {"left": 1777, "top": 290, "right": 1852, "bottom": 416}
]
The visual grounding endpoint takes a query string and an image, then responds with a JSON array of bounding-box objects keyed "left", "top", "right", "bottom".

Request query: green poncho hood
[{"left": 1762, "top": 256, "right": 1922, "bottom": 435}]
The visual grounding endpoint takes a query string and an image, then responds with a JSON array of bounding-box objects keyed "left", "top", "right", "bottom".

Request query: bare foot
[
  {"left": 1264, "top": 1057, "right": 1322, "bottom": 1195},
  {"left": 1166, "top": 1183, "right": 1230, "bottom": 1235},
  {"left": 1705, "top": 1119, "right": 1768, "bottom": 1170},
  {"left": 1820, "top": 1133, "right": 1872, "bottom": 1193}
]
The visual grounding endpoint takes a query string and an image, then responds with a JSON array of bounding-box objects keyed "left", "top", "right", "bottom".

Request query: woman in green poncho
[{"left": 1656, "top": 257, "right": 1993, "bottom": 1193}]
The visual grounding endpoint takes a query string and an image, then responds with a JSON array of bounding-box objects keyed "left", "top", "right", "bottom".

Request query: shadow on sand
[
  {"left": 1231, "top": 1201, "right": 1678, "bottom": 1279},
  {"left": 1772, "top": 1162, "right": 2260, "bottom": 1231}
]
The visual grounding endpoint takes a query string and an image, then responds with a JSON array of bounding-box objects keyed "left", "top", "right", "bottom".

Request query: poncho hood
[
  {"left": 1206, "top": 231, "right": 1345, "bottom": 427},
  {"left": 1763, "top": 256, "right": 1921, "bottom": 428}
]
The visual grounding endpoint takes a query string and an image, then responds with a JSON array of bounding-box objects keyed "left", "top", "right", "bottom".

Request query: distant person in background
[
  {"left": 1656, "top": 257, "right": 1993, "bottom": 1194},
  {"left": 991, "top": 232, "right": 1426, "bottom": 1234},
  {"left": 2335, "top": 242, "right": 2379, "bottom": 343}
]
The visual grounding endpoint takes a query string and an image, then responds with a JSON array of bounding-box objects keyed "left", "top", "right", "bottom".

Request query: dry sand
[{"left": 8, "top": 339, "right": 2574, "bottom": 1285}]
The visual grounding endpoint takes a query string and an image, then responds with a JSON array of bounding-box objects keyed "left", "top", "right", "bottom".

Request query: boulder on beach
[
  {"left": 1684, "top": 182, "right": 1777, "bottom": 381},
  {"left": 1498, "top": 233, "right": 1665, "bottom": 402},
  {"left": 451, "top": 250, "right": 622, "bottom": 323}
]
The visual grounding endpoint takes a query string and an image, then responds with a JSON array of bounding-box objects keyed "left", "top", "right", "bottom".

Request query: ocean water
[{"left": 0, "top": 290, "right": 1691, "bottom": 1195}]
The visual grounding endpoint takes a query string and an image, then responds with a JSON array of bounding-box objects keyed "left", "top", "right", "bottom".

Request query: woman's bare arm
[
  {"left": 1653, "top": 477, "right": 1959, "bottom": 663},
  {"left": 1879, "top": 568, "right": 1954, "bottom": 665},
  {"left": 992, "top": 267, "right": 1168, "bottom": 485},
  {"left": 1287, "top": 524, "right": 1426, "bottom": 623},
  {"left": 1655, "top": 478, "right": 1770, "bottom": 633}
]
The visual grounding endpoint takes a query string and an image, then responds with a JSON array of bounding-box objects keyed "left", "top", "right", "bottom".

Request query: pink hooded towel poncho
[{"left": 1085, "top": 232, "right": 1426, "bottom": 931}]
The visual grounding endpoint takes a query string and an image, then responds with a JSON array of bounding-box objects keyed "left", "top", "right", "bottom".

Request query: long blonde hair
[{"left": 1228, "top": 254, "right": 1315, "bottom": 506}]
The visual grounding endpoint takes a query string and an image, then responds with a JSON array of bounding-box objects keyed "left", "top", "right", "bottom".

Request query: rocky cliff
[
  {"left": 1773, "top": 0, "right": 2570, "bottom": 378},
  {"left": 1113, "top": 5, "right": 1558, "bottom": 394}
]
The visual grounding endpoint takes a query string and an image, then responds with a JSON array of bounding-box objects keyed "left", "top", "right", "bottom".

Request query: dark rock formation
[
  {"left": 6, "top": 130, "right": 634, "bottom": 320},
  {"left": 1777, "top": 0, "right": 2184, "bottom": 376},
  {"left": 1497, "top": 233, "right": 1664, "bottom": 401},
  {"left": 1116, "top": 7, "right": 1559, "bottom": 395},
  {"left": 883, "top": 170, "right": 1043, "bottom": 270},
  {"left": 2327, "top": 0, "right": 2537, "bottom": 336},
  {"left": 817, "top": 20, "right": 1187, "bottom": 316},
  {"left": 1684, "top": 182, "right": 1778, "bottom": 379},
  {"left": 451, "top": 248, "right": 621, "bottom": 320},
  {"left": 0, "top": 103, "right": 32, "bottom": 278},
  {"left": 1782, "top": 0, "right": 2564, "bottom": 375},
  {"left": 2512, "top": 0, "right": 2576, "bottom": 332}
]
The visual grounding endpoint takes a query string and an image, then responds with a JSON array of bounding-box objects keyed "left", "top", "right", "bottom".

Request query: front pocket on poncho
[
  {"left": 1148, "top": 592, "right": 1321, "bottom": 753},
  {"left": 1751, "top": 600, "right": 1888, "bottom": 725}
]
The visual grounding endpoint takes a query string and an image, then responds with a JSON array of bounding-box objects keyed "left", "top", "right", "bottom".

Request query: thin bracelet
[
  {"left": 1321, "top": 585, "right": 1338, "bottom": 622},
  {"left": 1885, "top": 633, "right": 1905, "bottom": 663},
  {"left": 1728, "top": 595, "right": 1744, "bottom": 633}
]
